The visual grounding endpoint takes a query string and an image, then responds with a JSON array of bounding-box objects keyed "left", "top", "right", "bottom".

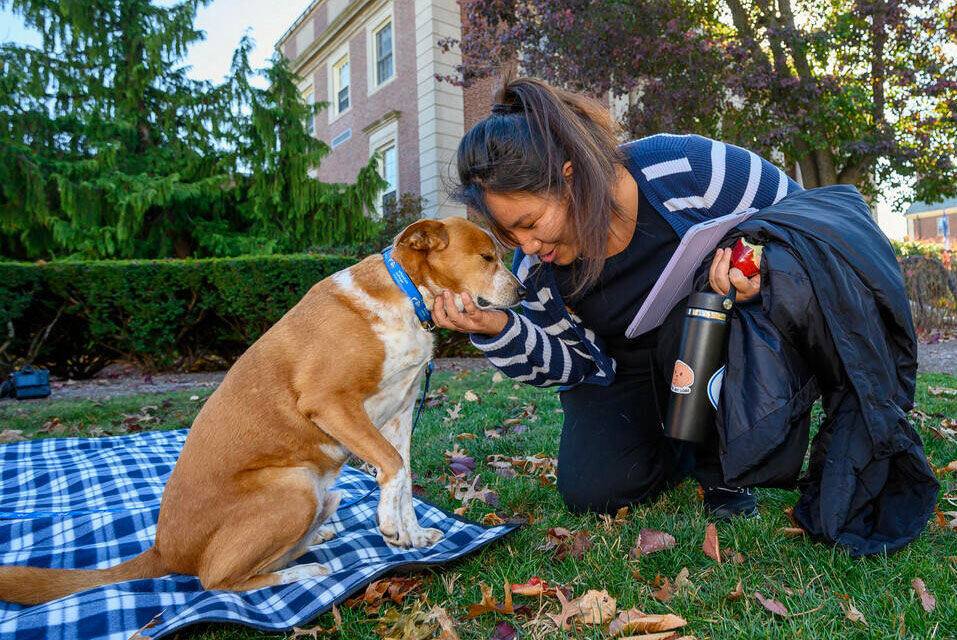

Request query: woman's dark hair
[{"left": 451, "top": 72, "right": 625, "bottom": 296}]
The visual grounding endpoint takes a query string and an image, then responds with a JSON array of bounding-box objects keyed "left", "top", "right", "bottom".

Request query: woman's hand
[
  {"left": 432, "top": 291, "right": 509, "bottom": 336},
  {"left": 709, "top": 247, "right": 760, "bottom": 302}
]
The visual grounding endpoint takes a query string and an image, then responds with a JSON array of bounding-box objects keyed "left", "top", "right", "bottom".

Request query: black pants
[{"left": 556, "top": 304, "right": 725, "bottom": 514}]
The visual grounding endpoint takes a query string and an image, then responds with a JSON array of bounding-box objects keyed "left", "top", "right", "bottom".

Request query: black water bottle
[{"left": 664, "top": 290, "right": 734, "bottom": 442}]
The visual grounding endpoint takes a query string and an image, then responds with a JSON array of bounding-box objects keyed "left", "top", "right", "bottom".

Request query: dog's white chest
[{"left": 331, "top": 270, "right": 434, "bottom": 428}]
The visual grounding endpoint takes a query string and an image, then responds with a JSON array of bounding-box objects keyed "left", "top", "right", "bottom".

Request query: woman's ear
[
  {"left": 562, "top": 161, "right": 573, "bottom": 179},
  {"left": 396, "top": 219, "right": 450, "bottom": 252}
]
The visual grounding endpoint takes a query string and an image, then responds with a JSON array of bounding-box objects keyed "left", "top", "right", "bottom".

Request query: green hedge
[{"left": 0, "top": 254, "right": 477, "bottom": 378}]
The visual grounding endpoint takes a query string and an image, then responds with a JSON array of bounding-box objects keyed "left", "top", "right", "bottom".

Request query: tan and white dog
[{"left": 0, "top": 217, "right": 525, "bottom": 605}]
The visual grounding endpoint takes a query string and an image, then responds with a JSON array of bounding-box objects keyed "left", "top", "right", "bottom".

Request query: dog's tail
[{"left": 0, "top": 546, "right": 167, "bottom": 605}]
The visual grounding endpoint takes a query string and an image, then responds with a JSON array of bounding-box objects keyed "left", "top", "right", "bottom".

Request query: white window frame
[
  {"left": 301, "top": 85, "right": 315, "bottom": 136},
  {"left": 366, "top": 3, "right": 395, "bottom": 96},
  {"left": 326, "top": 42, "right": 351, "bottom": 122},
  {"left": 368, "top": 118, "right": 399, "bottom": 218}
]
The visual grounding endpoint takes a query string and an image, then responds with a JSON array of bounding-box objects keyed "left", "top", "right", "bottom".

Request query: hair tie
[{"left": 491, "top": 102, "right": 519, "bottom": 116}]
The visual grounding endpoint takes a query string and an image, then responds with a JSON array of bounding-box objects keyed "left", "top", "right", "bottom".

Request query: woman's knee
[{"left": 556, "top": 464, "right": 668, "bottom": 514}]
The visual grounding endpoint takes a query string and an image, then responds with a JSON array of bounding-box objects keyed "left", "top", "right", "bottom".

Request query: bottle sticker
[
  {"left": 671, "top": 359, "right": 694, "bottom": 394},
  {"left": 708, "top": 365, "right": 726, "bottom": 409}
]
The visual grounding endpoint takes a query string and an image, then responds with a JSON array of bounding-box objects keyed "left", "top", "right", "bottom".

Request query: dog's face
[{"left": 395, "top": 217, "right": 526, "bottom": 310}]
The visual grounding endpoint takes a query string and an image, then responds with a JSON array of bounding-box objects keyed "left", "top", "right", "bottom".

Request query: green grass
[{"left": 2, "top": 371, "right": 956, "bottom": 639}]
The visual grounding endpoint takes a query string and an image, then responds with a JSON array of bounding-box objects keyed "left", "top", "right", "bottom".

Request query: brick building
[
  {"left": 905, "top": 196, "right": 957, "bottom": 249},
  {"left": 276, "top": 0, "right": 501, "bottom": 220}
]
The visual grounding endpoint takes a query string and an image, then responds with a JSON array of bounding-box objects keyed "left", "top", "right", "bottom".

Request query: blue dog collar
[{"left": 382, "top": 246, "right": 432, "bottom": 327}]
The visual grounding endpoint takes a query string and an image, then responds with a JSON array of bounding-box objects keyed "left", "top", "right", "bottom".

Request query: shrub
[{"left": 0, "top": 251, "right": 481, "bottom": 377}]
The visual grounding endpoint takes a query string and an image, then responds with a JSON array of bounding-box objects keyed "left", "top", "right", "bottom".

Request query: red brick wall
[
  {"left": 309, "top": 2, "right": 421, "bottom": 201},
  {"left": 914, "top": 214, "right": 956, "bottom": 248}
]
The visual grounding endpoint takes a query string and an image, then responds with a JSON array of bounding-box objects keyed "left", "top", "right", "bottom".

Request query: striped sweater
[{"left": 469, "top": 133, "right": 803, "bottom": 388}]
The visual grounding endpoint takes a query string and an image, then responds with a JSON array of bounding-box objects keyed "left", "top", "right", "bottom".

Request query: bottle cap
[{"left": 688, "top": 291, "right": 732, "bottom": 313}]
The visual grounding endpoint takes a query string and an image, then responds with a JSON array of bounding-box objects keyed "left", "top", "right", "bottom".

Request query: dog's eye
[{"left": 481, "top": 254, "right": 494, "bottom": 262}]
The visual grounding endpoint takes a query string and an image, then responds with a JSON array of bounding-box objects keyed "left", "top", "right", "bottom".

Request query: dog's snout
[{"left": 516, "top": 285, "right": 527, "bottom": 301}]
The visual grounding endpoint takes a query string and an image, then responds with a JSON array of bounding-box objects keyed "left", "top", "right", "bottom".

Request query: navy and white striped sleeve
[
  {"left": 469, "top": 306, "right": 598, "bottom": 388},
  {"left": 680, "top": 135, "right": 802, "bottom": 216},
  {"left": 635, "top": 134, "right": 802, "bottom": 223}
]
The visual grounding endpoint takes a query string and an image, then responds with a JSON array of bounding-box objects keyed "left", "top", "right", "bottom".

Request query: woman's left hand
[{"left": 709, "top": 247, "right": 760, "bottom": 302}]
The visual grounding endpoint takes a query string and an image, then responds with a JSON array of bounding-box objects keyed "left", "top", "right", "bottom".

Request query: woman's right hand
[{"left": 432, "top": 291, "right": 509, "bottom": 337}]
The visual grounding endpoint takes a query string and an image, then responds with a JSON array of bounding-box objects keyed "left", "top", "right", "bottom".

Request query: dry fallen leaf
[
  {"left": 376, "top": 600, "right": 439, "bottom": 639},
  {"left": 430, "top": 605, "right": 461, "bottom": 640},
  {"left": 553, "top": 530, "right": 593, "bottom": 562},
  {"left": 727, "top": 580, "right": 744, "bottom": 601},
  {"left": 776, "top": 527, "right": 806, "bottom": 537},
  {"left": 444, "top": 403, "right": 462, "bottom": 424},
  {"left": 928, "top": 385, "right": 957, "bottom": 396},
  {"left": 608, "top": 608, "right": 687, "bottom": 636},
  {"left": 463, "top": 390, "right": 479, "bottom": 402},
  {"left": 0, "top": 429, "right": 26, "bottom": 443},
  {"left": 651, "top": 577, "right": 674, "bottom": 603},
  {"left": 840, "top": 599, "right": 868, "bottom": 626},
  {"left": 753, "top": 591, "right": 788, "bottom": 617},
  {"left": 482, "top": 513, "right": 505, "bottom": 527},
  {"left": 344, "top": 577, "right": 422, "bottom": 614},
  {"left": 546, "top": 587, "right": 580, "bottom": 630},
  {"left": 616, "top": 633, "right": 680, "bottom": 640},
  {"left": 702, "top": 523, "right": 721, "bottom": 563},
  {"left": 575, "top": 589, "right": 617, "bottom": 626},
  {"left": 489, "top": 620, "right": 517, "bottom": 640},
  {"left": 463, "top": 581, "right": 528, "bottom": 620},
  {"left": 911, "top": 578, "right": 936, "bottom": 613},
  {"left": 491, "top": 372, "right": 504, "bottom": 384},
  {"left": 511, "top": 576, "right": 558, "bottom": 597},
  {"left": 674, "top": 567, "right": 695, "bottom": 595},
  {"left": 631, "top": 529, "right": 677, "bottom": 557}
]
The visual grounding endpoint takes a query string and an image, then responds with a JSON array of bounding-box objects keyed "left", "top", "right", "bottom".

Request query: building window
[
  {"left": 333, "top": 55, "right": 349, "bottom": 115},
  {"left": 374, "top": 20, "right": 393, "bottom": 86},
  {"left": 303, "top": 89, "right": 315, "bottom": 136},
  {"left": 376, "top": 142, "right": 398, "bottom": 216}
]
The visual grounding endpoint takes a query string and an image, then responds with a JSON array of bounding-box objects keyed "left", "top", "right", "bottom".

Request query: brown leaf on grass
[
  {"left": 608, "top": 608, "right": 687, "bottom": 636},
  {"left": 938, "top": 509, "right": 957, "bottom": 531},
  {"left": 911, "top": 578, "right": 936, "bottom": 613},
  {"left": 674, "top": 567, "right": 695, "bottom": 594},
  {"left": 463, "top": 581, "right": 529, "bottom": 620},
  {"left": 727, "top": 580, "right": 744, "bottom": 601},
  {"left": 784, "top": 506, "right": 798, "bottom": 526},
  {"left": 599, "top": 506, "right": 630, "bottom": 530},
  {"left": 753, "top": 591, "right": 788, "bottom": 617},
  {"left": 776, "top": 527, "right": 806, "bottom": 537},
  {"left": 575, "top": 589, "right": 617, "bottom": 626},
  {"left": 546, "top": 587, "right": 580, "bottom": 630},
  {"left": 554, "top": 530, "right": 593, "bottom": 562},
  {"left": 928, "top": 385, "right": 957, "bottom": 396},
  {"left": 630, "top": 529, "right": 677, "bottom": 558},
  {"left": 482, "top": 513, "right": 505, "bottom": 526},
  {"left": 444, "top": 403, "right": 463, "bottom": 424},
  {"left": 489, "top": 621, "right": 518, "bottom": 640},
  {"left": 651, "top": 578, "right": 674, "bottom": 603},
  {"left": 702, "top": 523, "right": 721, "bottom": 563},
  {"left": 430, "top": 605, "right": 461, "bottom": 640},
  {"left": 940, "top": 460, "right": 957, "bottom": 475},
  {"left": 376, "top": 600, "right": 439, "bottom": 639},
  {"left": 484, "top": 428, "right": 502, "bottom": 440},
  {"left": 455, "top": 432, "right": 476, "bottom": 440},
  {"left": 344, "top": 578, "right": 422, "bottom": 614},
  {"left": 616, "top": 633, "right": 681, "bottom": 640},
  {"left": 511, "top": 576, "right": 558, "bottom": 597},
  {"left": 838, "top": 599, "right": 868, "bottom": 626},
  {"left": 0, "top": 429, "right": 26, "bottom": 443}
]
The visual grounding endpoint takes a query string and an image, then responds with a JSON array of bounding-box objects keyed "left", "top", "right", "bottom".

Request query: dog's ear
[{"left": 396, "top": 219, "right": 449, "bottom": 252}]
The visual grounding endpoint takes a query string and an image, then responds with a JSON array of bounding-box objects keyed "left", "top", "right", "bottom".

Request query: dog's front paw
[
  {"left": 376, "top": 512, "right": 412, "bottom": 549},
  {"left": 409, "top": 526, "right": 443, "bottom": 548}
]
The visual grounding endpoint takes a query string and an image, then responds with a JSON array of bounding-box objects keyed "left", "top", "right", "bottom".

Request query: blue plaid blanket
[{"left": 0, "top": 429, "right": 517, "bottom": 639}]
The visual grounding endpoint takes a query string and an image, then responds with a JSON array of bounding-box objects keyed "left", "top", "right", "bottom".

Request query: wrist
[{"left": 481, "top": 311, "right": 509, "bottom": 337}]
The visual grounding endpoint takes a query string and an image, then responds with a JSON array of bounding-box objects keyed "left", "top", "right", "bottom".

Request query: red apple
[{"left": 730, "top": 238, "right": 763, "bottom": 277}]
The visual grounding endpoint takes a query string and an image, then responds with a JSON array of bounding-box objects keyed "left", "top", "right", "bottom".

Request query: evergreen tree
[{"left": 0, "top": 0, "right": 385, "bottom": 260}]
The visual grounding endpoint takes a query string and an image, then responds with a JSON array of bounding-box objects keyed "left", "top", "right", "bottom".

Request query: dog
[{"left": 0, "top": 217, "right": 525, "bottom": 605}]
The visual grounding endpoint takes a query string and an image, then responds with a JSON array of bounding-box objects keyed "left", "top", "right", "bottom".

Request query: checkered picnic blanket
[{"left": 0, "top": 429, "right": 517, "bottom": 640}]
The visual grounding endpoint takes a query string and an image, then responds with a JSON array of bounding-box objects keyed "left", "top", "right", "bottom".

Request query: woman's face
[{"left": 484, "top": 189, "right": 578, "bottom": 265}]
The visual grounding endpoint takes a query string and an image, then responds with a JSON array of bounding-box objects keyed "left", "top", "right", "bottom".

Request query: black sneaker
[{"left": 703, "top": 486, "right": 759, "bottom": 520}]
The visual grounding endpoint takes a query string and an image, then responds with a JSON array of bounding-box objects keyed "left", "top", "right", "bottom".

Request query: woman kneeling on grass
[{"left": 430, "top": 74, "right": 938, "bottom": 552}]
